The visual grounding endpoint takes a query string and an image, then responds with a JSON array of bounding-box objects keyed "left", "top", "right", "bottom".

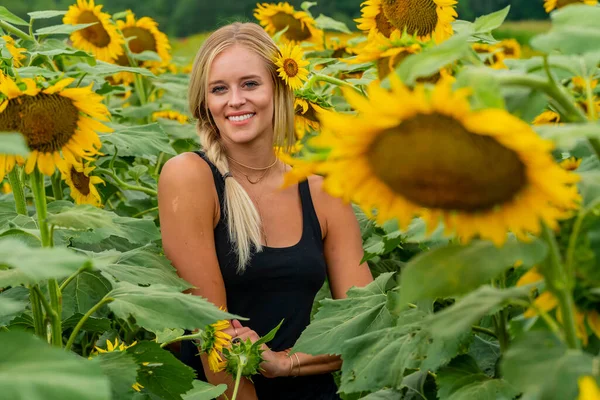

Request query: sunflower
[
  {"left": 1, "top": 36, "right": 27, "bottom": 67},
  {"left": 200, "top": 319, "right": 232, "bottom": 373},
  {"left": 578, "top": 376, "right": 600, "bottom": 400},
  {"left": 0, "top": 75, "right": 111, "bottom": 177},
  {"left": 572, "top": 76, "right": 598, "bottom": 93},
  {"left": 495, "top": 39, "right": 522, "bottom": 60},
  {"left": 112, "top": 11, "right": 172, "bottom": 84},
  {"left": 517, "top": 268, "right": 600, "bottom": 346},
  {"left": 152, "top": 110, "right": 189, "bottom": 124},
  {"left": 275, "top": 43, "right": 309, "bottom": 90},
  {"left": 544, "top": 0, "right": 598, "bottom": 13},
  {"left": 59, "top": 159, "right": 104, "bottom": 206},
  {"left": 294, "top": 96, "right": 328, "bottom": 139},
  {"left": 380, "top": 0, "right": 457, "bottom": 43},
  {"left": 560, "top": 156, "right": 582, "bottom": 171},
  {"left": 472, "top": 43, "right": 507, "bottom": 70},
  {"left": 63, "top": 0, "right": 124, "bottom": 62},
  {"left": 254, "top": 2, "right": 324, "bottom": 45},
  {"left": 303, "top": 77, "right": 580, "bottom": 245},
  {"left": 533, "top": 110, "right": 561, "bottom": 125},
  {"left": 355, "top": 0, "right": 397, "bottom": 38}
]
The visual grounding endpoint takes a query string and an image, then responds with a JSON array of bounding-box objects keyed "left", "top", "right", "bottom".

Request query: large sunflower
[
  {"left": 1, "top": 36, "right": 27, "bottom": 67},
  {"left": 355, "top": 0, "right": 397, "bottom": 38},
  {"left": 254, "top": 2, "right": 324, "bottom": 45},
  {"left": 380, "top": 0, "right": 457, "bottom": 43},
  {"left": 112, "top": 11, "right": 172, "bottom": 84},
  {"left": 59, "top": 159, "right": 104, "bottom": 206},
  {"left": 275, "top": 43, "right": 309, "bottom": 90},
  {"left": 0, "top": 75, "right": 111, "bottom": 177},
  {"left": 308, "top": 77, "right": 580, "bottom": 245},
  {"left": 544, "top": 0, "right": 598, "bottom": 13},
  {"left": 63, "top": 0, "right": 124, "bottom": 62}
]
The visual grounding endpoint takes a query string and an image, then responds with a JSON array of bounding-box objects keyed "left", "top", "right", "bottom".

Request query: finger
[
  {"left": 232, "top": 319, "right": 244, "bottom": 329},
  {"left": 235, "top": 331, "right": 261, "bottom": 343},
  {"left": 222, "top": 326, "right": 251, "bottom": 338}
]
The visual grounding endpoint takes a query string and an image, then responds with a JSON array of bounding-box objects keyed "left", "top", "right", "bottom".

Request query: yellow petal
[{"left": 577, "top": 376, "right": 600, "bottom": 400}]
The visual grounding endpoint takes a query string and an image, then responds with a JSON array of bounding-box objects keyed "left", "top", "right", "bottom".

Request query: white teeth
[{"left": 228, "top": 113, "right": 254, "bottom": 122}]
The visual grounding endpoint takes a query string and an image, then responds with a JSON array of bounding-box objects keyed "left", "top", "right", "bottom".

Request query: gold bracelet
[
  {"left": 287, "top": 353, "right": 294, "bottom": 377},
  {"left": 293, "top": 353, "right": 301, "bottom": 377}
]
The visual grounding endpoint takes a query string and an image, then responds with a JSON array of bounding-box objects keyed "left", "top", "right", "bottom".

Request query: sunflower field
[{"left": 1, "top": 0, "right": 600, "bottom": 399}]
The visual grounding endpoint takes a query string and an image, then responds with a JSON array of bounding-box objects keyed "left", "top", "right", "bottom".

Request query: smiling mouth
[{"left": 227, "top": 113, "right": 255, "bottom": 122}]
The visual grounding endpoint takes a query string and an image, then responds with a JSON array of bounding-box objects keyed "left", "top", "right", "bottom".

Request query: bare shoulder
[
  {"left": 306, "top": 175, "right": 355, "bottom": 238},
  {"left": 159, "top": 152, "right": 213, "bottom": 189}
]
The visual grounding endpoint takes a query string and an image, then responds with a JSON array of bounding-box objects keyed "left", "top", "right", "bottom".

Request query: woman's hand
[{"left": 228, "top": 319, "right": 290, "bottom": 378}]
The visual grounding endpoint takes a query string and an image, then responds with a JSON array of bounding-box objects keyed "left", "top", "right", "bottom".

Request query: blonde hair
[{"left": 188, "top": 22, "right": 295, "bottom": 272}]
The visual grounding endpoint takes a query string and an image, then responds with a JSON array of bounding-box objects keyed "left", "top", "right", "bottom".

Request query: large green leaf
[
  {"left": 182, "top": 380, "right": 227, "bottom": 400},
  {"left": 0, "top": 202, "right": 18, "bottom": 229},
  {"left": 437, "top": 355, "right": 518, "bottom": 400},
  {"left": 0, "top": 6, "right": 28, "bottom": 25},
  {"left": 31, "top": 38, "right": 93, "bottom": 58},
  {"left": 0, "top": 331, "right": 111, "bottom": 400},
  {"left": 293, "top": 273, "right": 396, "bottom": 356},
  {"left": 359, "top": 389, "right": 403, "bottom": 399},
  {"left": 107, "top": 282, "right": 239, "bottom": 331},
  {"left": 100, "top": 123, "right": 176, "bottom": 158},
  {"left": 62, "top": 271, "right": 112, "bottom": 319},
  {"left": 91, "top": 351, "right": 139, "bottom": 400},
  {"left": 535, "top": 123, "right": 600, "bottom": 150},
  {"left": 0, "top": 287, "right": 28, "bottom": 326},
  {"left": 0, "top": 239, "right": 90, "bottom": 287},
  {"left": 70, "top": 61, "right": 156, "bottom": 78},
  {"left": 0, "top": 132, "right": 29, "bottom": 155},
  {"left": 36, "top": 23, "right": 97, "bottom": 35},
  {"left": 399, "top": 239, "right": 547, "bottom": 306},
  {"left": 501, "top": 331, "right": 594, "bottom": 400},
  {"left": 28, "top": 10, "right": 67, "bottom": 19},
  {"left": 127, "top": 341, "right": 195, "bottom": 400},
  {"left": 472, "top": 6, "right": 510, "bottom": 33},
  {"left": 427, "top": 285, "right": 530, "bottom": 340}
]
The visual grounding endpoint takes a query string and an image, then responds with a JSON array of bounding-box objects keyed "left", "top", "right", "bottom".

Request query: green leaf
[
  {"left": 0, "top": 331, "right": 111, "bottom": 399},
  {"left": 501, "top": 331, "right": 594, "bottom": 400},
  {"left": 0, "top": 288, "right": 28, "bottom": 326},
  {"left": 472, "top": 6, "right": 511, "bottom": 33},
  {"left": 100, "top": 123, "right": 176, "bottom": 158},
  {"left": 358, "top": 389, "right": 403, "bottom": 399},
  {"left": 437, "top": 355, "right": 518, "bottom": 400},
  {"left": 455, "top": 68, "right": 505, "bottom": 110},
  {"left": 15, "top": 66, "right": 61, "bottom": 79},
  {"left": 128, "top": 165, "right": 149, "bottom": 181},
  {"left": 0, "top": 132, "right": 29, "bottom": 156},
  {"left": 0, "top": 239, "right": 89, "bottom": 287},
  {"left": 31, "top": 38, "right": 93, "bottom": 58},
  {"left": 467, "top": 335, "right": 500, "bottom": 377},
  {"left": 132, "top": 50, "right": 162, "bottom": 62},
  {"left": 427, "top": 285, "right": 531, "bottom": 340},
  {"left": 293, "top": 273, "right": 396, "bottom": 356},
  {"left": 0, "top": 6, "right": 28, "bottom": 25},
  {"left": 0, "top": 228, "right": 41, "bottom": 247},
  {"left": 531, "top": 5, "right": 600, "bottom": 55},
  {"left": 62, "top": 313, "right": 111, "bottom": 332},
  {"left": 62, "top": 271, "right": 112, "bottom": 319},
  {"left": 182, "top": 380, "right": 227, "bottom": 400},
  {"left": 28, "top": 10, "right": 67, "bottom": 19},
  {"left": 314, "top": 14, "right": 351, "bottom": 33},
  {"left": 127, "top": 341, "right": 195, "bottom": 400},
  {"left": 107, "top": 282, "right": 240, "bottom": 332},
  {"left": 91, "top": 351, "right": 139, "bottom": 400},
  {"left": 152, "top": 328, "right": 185, "bottom": 344},
  {"left": 0, "top": 202, "right": 18, "bottom": 229},
  {"left": 535, "top": 123, "right": 600, "bottom": 150},
  {"left": 399, "top": 239, "right": 547, "bottom": 306},
  {"left": 36, "top": 23, "right": 97, "bottom": 35},
  {"left": 70, "top": 61, "right": 156, "bottom": 78}
]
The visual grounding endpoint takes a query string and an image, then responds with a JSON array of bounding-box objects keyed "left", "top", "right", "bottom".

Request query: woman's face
[{"left": 206, "top": 44, "right": 275, "bottom": 146}]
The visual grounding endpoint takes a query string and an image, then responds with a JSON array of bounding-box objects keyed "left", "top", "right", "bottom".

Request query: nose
[{"left": 228, "top": 87, "right": 246, "bottom": 108}]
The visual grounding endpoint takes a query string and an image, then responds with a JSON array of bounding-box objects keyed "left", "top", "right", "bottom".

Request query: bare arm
[{"left": 158, "top": 153, "right": 257, "bottom": 400}]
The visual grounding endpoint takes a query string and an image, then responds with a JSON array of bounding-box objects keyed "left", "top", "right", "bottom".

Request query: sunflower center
[
  {"left": 367, "top": 113, "right": 527, "bottom": 211},
  {"left": 70, "top": 167, "right": 91, "bottom": 195},
  {"left": 77, "top": 10, "right": 111, "bottom": 47},
  {"left": 270, "top": 12, "right": 311, "bottom": 41},
  {"left": 375, "top": 9, "right": 395, "bottom": 37},
  {"left": 0, "top": 94, "right": 80, "bottom": 153},
  {"left": 283, "top": 58, "right": 299, "bottom": 77},
  {"left": 114, "top": 26, "right": 158, "bottom": 66},
  {"left": 381, "top": 0, "right": 438, "bottom": 37}
]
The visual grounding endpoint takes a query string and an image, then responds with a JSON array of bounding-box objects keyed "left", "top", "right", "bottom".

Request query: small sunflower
[
  {"left": 305, "top": 77, "right": 580, "bottom": 245},
  {"left": 495, "top": 39, "right": 522, "bottom": 60},
  {"left": 355, "top": 0, "right": 397, "bottom": 38},
  {"left": 59, "top": 159, "right": 104, "bottom": 206},
  {"left": 572, "top": 76, "right": 598, "bottom": 93},
  {"left": 254, "top": 2, "right": 324, "bottom": 45},
  {"left": 1, "top": 36, "right": 27, "bottom": 67},
  {"left": 533, "top": 110, "right": 561, "bottom": 125},
  {"left": 152, "top": 110, "right": 189, "bottom": 124},
  {"left": 0, "top": 75, "right": 112, "bottom": 177},
  {"left": 472, "top": 43, "right": 506, "bottom": 70},
  {"left": 112, "top": 11, "right": 172, "bottom": 84},
  {"left": 560, "top": 156, "right": 582, "bottom": 171},
  {"left": 94, "top": 338, "right": 137, "bottom": 354},
  {"left": 578, "top": 376, "right": 600, "bottom": 400},
  {"left": 294, "top": 96, "right": 328, "bottom": 139},
  {"left": 63, "top": 0, "right": 124, "bottom": 62},
  {"left": 544, "top": 0, "right": 598, "bottom": 13},
  {"left": 380, "top": 0, "right": 457, "bottom": 43},
  {"left": 200, "top": 319, "right": 232, "bottom": 373},
  {"left": 275, "top": 43, "right": 309, "bottom": 90}
]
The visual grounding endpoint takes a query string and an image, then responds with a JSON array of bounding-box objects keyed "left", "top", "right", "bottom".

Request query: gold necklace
[{"left": 227, "top": 156, "right": 279, "bottom": 184}]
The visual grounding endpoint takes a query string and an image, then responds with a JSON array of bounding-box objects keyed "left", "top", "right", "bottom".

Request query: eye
[
  {"left": 243, "top": 80, "right": 259, "bottom": 88},
  {"left": 210, "top": 85, "right": 226, "bottom": 94}
]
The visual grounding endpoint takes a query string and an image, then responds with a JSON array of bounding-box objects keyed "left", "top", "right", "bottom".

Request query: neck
[{"left": 223, "top": 138, "right": 277, "bottom": 170}]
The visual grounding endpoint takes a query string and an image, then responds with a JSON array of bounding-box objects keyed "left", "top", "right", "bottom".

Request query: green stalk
[
  {"left": 159, "top": 330, "right": 204, "bottom": 349},
  {"left": 0, "top": 20, "right": 32, "bottom": 41},
  {"left": 32, "top": 285, "right": 61, "bottom": 346},
  {"left": 7, "top": 168, "right": 27, "bottom": 215},
  {"left": 471, "top": 326, "right": 498, "bottom": 339},
  {"left": 59, "top": 262, "right": 93, "bottom": 292},
  {"left": 30, "top": 170, "right": 51, "bottom": 246},
  {"left": 65, "top": 297, "right": 114, "bottom": 351},
  {"left": 230, "top": 355, "right": 246, "bottom": 400},
  {"left": 50, "top": 171, "right": 63, "bottom": 201},
  {"left": 29, "top": 285, "right": 46, "bottom": 339},
  {"left": 47, "top": 279, "right": 62, "bottom": 347},
  {"left": 304, "top": 73, "right": 363, "bottom": 94},
  {"left": 95, "top": 168, "right": 157, "bottom": 196},
  {"left": 541, "top": 224, "right": 580, "bottom": 349}
]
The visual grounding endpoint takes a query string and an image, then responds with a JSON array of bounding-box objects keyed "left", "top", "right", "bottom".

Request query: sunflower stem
[
  {"left": 29, "top": 285, "right": 46, "bottom": 339},
  {"left": 65, "top": 296, "right": 114, "bottom": 351},
  {"left": 8, "top": 167, "right": 27, "bottom": 215},
  {"left": 159, "top": 330, "right": 204, "bottom": 349},
  {"left": 59, "top": 262, "right": 93, "bottom": 292},
  {"left": 471, "top": 326, "right": 498, "bottom": 339},
  {"left": 132, "top": 206, "right": 159, "bottom": 218},
  {"left": 306, "top": 73, "right": 363, "bottom": 94},
  {"left": 32, "top": 285, "right": 60, "bottom": 345},
  {"left": 95, "top": 168, "right": 157, "bottom": 196},
  {"left": 541, "top": 224, "right": 580, "bottom": 350},
  {"left": 51, "top": 171, "right": 63, "bottom": 201},
  {"left": 30, "top": 169, "right": 51, "bottom": 247},
  {"left": 231, "top": 355, "right": 245, "bottom": 400},
  {"left": 0, "top": 20, "right": 33, "bottom": 42}
]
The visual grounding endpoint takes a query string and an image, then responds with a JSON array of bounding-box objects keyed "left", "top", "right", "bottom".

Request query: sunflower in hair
[{"left": 254, "top": 2, "right": 324, "bottom": 45}]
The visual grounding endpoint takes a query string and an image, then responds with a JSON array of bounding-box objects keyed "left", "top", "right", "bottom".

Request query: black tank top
[{"left": 179, "top": 151, "right": 340, "bottom": 400}]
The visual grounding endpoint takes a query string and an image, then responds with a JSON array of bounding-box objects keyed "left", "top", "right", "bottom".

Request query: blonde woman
[{"left": 158, "top": 22, "right": 373, "bottom": 400}]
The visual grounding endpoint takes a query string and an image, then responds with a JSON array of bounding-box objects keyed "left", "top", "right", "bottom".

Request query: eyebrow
[{"left": 208, "top": 75, "right": 262, "bottom": 86}]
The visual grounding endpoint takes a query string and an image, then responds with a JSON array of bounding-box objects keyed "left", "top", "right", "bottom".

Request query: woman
[{"left": 158, "top": 22, "right": 373, "bottom": 400}]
